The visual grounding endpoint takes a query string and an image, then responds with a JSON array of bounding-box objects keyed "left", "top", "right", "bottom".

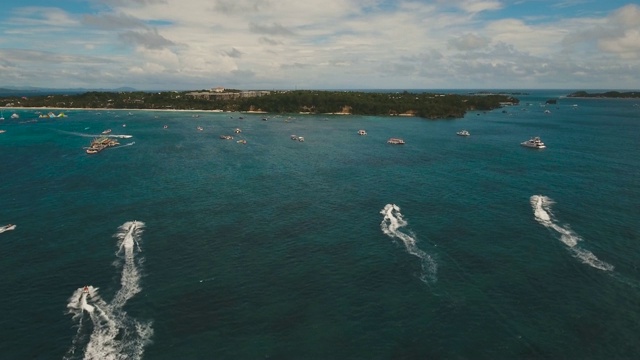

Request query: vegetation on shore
[
  {"left": 1, "top": 90, "right": 518, "bottom": 119},
  {"left": 568, "top": 91, "right": 640, "bottom": 98}
]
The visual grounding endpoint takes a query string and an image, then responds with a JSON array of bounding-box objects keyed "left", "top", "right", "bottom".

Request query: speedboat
[
  {"left": 290, "top": 135, "right": 298, "bottom": 140},
  {"left": 237, "top": 139, "right": 247, "bottom": 144},
  {"left": 297, "top": 136, "right": 305, "bottom": 142},
  {"left": 234, "top": 128, "right": 242, "bottom": 133},
  {"left": 521, "top": 136, "right": 546, "bottom": 149},
  {"left": 163, "top": 125, "right": 168, "bottom": 129},
  {"left": 0, "top": 224, "right": 16, "bottom": 233},
  {"left": 387, "top": 138, "right": 405, "bottom": 144},
  {"left": 457, "top": 130, "right": 470, "bottom": 136},
  {"left": 358, "top": 129, "right": 367, "bottom": 135},
  {"left": 220, "top": 135, "right": 233, "bottom": 140},
  {"left": 0, "top": 130, "right": 5, "bottom": 134},
  {"left": 101, "top": 129, "right": 112, "bottom": 134},
  {"left": 11, "top": 113, "right": 19, "bottom": 119},
  {"left": 197, "top": 126, "right": 203, "bottom": 131}
]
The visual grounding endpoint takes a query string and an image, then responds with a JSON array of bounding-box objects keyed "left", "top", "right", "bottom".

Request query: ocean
[{"left": 0, "top": 90, "right": 639, "bottom": 359}]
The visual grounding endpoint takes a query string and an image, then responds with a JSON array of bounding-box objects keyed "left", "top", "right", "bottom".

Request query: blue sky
[{"left": 0, "top": 0, "right": 638, "bottom": 90}]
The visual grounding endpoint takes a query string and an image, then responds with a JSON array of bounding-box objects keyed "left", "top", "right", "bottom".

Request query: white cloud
[{"left": 0, "top": 1, "right": 638, "bottom": 89}]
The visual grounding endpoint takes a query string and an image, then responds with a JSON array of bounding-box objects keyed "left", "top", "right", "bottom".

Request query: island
[
  {"left": 567, "top": 91, "right": 640, "bottom": 98},
  {"left": 1, "top": 89, "right": 519, "bottom": 119}
]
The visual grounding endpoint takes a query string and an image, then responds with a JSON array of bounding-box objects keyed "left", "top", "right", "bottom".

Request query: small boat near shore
[
  {"left": 101, "top": 129, "right": 112, "bottom": 134},
  {"left": 521, "top": 136, "right": 546, "bottom": 149},
  {"left": 0, "top": 224, "right": 16, "bottom": 233},
  {"left": 387, "top": 138, "right": 405, "bottom": 145},
  {"left": 457, "top": 130, "right": 470, "bottom": 136}
]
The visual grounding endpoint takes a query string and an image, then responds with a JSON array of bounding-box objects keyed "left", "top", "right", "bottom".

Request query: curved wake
[
  {"left": 65, "top": 221, "right": 153, "bottom": 360},
  {"left": 380, "top": 204, "right": 438, "bottom": 284},
  {"left": 530, "top": 195, "right": 613, "bottom": 272}
]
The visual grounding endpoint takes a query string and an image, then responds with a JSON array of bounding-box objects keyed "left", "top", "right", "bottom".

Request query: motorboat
[
  {"left": 0, "top": 130, "right": 5, "bottom": 134},
  {"left": 358, "top": 129, "right": 367, "bottom": 135},
  {"left": 521, "top": 136, "right": 546, "bottom": 149},
  {"left": 220, "top": 135, "right": 233, "bottom": 140},
  {"left": 457, "top": 130, "right": 470, "bottom": 136},
  {"left": 0, "top": 224, "right": 16, "bottom": 233},
  {"left": 11, "top": 113, "right": 19, "bottom": 119},
  {"left": 197, "top": 126, "right": 203, "bottom": 131},
  {"left": 234, "top": 128, "right": 242, "bottom": 133},
  {"left": 237, "top": 139, "right": 247, "bottom": 144},
  {"left": 101, "top": 129, "right": 112, "bottom": 134},
  {"left": 163, "top": 125, "right": 168, "bottom": 129},
  {"left": 387, "top": 138, "right": 405, "bottom": 145},
  {"left": 290, "top": 135, "right": 298, "bottom": 140},
  {"left": 297, "top": 136, "right": 305, "bottom": 142}
]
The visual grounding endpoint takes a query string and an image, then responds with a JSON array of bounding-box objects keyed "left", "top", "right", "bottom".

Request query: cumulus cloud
[
  {"left": 249, "top": 22, "right": 296, "bottom": 37},
  {"left": 118, "top": 28, "right": 175, "bottom": 49},
  {"left": 449, "top": 33, "right": 491, "bottom": 51},
  {"left": 82, "top": 13, "right": 148, "bottom": 29},
  {"left": 225, "top": 47, "right": 243, "bottom": 58}
]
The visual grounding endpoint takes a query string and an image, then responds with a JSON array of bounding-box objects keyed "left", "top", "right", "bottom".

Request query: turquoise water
[{"left": 0, "top": 91, "right": 639, "bottom": 359}]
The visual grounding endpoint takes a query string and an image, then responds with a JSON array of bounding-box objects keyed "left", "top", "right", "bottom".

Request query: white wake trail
[
  {"left": 65, "top": 221, "right": 152, "bottom": 360},
  {"left": 530, "top": 195, "right": 614, "bottom": 272},
  {"left": 380, "top": 204, "right": 438, "bottom": 284}
]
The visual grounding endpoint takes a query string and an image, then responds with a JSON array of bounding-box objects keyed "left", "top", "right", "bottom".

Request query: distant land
[
  {"left": 0, "top": 89, "right": 519, "bottom": 120},
  {"left": 0, "top": 86, "right": 137, "bottom": 96},
  {"left": 567, "top": 91, "right": 640, "bottom": 98}
]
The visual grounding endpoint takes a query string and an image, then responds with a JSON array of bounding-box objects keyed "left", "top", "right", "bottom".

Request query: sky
[{"left": 0, "top": 0, "right": 639, "bottom": 90}]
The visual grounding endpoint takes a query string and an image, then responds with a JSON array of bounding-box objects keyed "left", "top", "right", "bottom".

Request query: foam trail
[
  {"left": 113, "top": 221, "right": 144, "bottom": 307},
  {"left": 380, "top": 204, "right": 438, "bottom": 284},
  {"left": 530, "top": 195, "right": 614, "bottom": 271}
]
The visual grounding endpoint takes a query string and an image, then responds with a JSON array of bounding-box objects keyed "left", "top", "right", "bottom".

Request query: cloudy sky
[{"left": 0, "top": 0, "right": 639, "bottom": 90}]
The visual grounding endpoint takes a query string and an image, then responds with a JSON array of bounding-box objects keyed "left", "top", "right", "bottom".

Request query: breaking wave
[
  {"left": 530, "top": 195, "right": 613, "bottom": 272},
  {"left": 380, "top": 204, "right": 438, "bottom": 284},
  {"left": 64, "top": 221, "right": 152, "bottom": 360}
]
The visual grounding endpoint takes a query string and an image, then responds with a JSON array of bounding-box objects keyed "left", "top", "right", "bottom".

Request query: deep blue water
[{"left": 0, "top": 90, "right": 639, "bottom": 359}]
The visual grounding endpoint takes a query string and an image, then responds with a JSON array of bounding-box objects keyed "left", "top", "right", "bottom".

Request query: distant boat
[
  {"left": 11, "top": 113, "right": 19, "bottom": 119},
  {"left": 521, "top": 136, "right": 546, "bottom": 149},
  {"left": 291, "top": 135, "right": 298, "bottom": 140},
  {"left": 163, "top": 125, "right": 168, "bottom": 129},
  {"left": 237, "top": 139, "right": 247, "bottom": 144},
  {"left": 0, "top": 130, "right": 6, "bottom": 134},
  {"left": 297, "top": 136, "right": 305, "bottom": 142},
  {"left": 101, "top": 129, "right": 112, "bottom": 134},
  {"left": 387, "top": 138, "right": 405, "bottom": 145},
  {"left": 234, "top": 128, "right": 242, "bottom": 134},
  {"left": 0, "top": 110, "right": 4, "bottom": 120},
  {"left": 358, "top": 129, "right": 367, "bottom": 135},
  {"left": 0, "top": 224, "right": 16, "bottom": 233},
  {"left": 197, "top": 126, "right": 203, "bottom": 131},
  {"left": 456, "top": 130, "right": 470, "bottom": 136}
]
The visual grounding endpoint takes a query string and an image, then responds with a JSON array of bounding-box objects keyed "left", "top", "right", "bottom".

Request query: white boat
[
  {"left": 0, "top": 224, "right": 16, "bottom": 233},
  {"left": 358, "top": 129, "right": 367, "bottom": 135},
  {"left": 197, "top": 126, "right": 203, "bottom": 131},
  {"left": 234, "top": 128, "right": 242, "bottom": 134},
  {"left": 101, "top": 129, "right": 112, "bottom": 134},
  {"left": 387, "top": 138, "right": 405, "bottom": 145},
  {"left": 290, "top": 135, "right": 298, "bottom": 140},
  {"left": 11, "top": 113, "right": 19, "bottom": 119},
  {"left": 521, "top": 136, "right": 546, "bottom": 149},
  {"left": 0, "top": 130, "right": 5, "bottom": 134},
  {"left": 297, "top": 136, "right": 305, "bottom": 142},
  {"left": 457, "top": 130, "right": 470, "bottom": 136}
]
